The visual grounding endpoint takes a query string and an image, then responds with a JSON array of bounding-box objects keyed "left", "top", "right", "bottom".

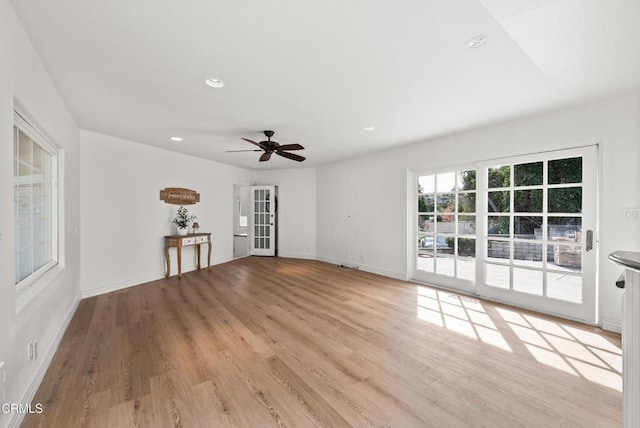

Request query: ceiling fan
[{"left": 226, "top": 130, "right": 306, "bottom": 162}]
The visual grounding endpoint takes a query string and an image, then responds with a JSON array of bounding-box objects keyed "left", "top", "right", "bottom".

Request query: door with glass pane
[
  {"left": 476, "top": 146, "right": 597, "bottom": 322},
  {"left": 250, "top": 185, "right": 276, "bottom": 256},
  {"left": 414, "top": 169, "right": 477, "bottom": 293}
]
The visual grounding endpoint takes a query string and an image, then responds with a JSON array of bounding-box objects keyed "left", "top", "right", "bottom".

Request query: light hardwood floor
[{"left": 23, "top": 257, "right": 622, "bottom": 427}]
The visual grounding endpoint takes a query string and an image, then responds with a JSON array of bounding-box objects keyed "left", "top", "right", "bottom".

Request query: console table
[
  {"left": 609, "top": 251, "right": 640, "bottom": 427},
  {"left": 164, "top": 233, "right": 211, "bottom": 279}
]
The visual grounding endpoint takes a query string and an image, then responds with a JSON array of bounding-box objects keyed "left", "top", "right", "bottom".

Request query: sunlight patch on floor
[
  {"left": 496, "top": 307, "right": 622, "bottom": 392},
  {"left": 415, "top": 286, "right": 621, "bottom": 392},
  {"left": 416, "top": 286, "right": 512, "bottom": 352}
]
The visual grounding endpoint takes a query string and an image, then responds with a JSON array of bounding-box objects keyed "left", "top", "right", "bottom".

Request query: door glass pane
[
  {"left": 513, "top": 268, "right": 543, "bottom": 295},
  {"left": 514, "top": 216, "right": 542, "bottom": 239},
  {"left": 547, "top": 272, "right": 582, "bottom": 303},
  {"left": 514, "top": 189, "right": 543, "bottom": 212},
  {"left": 436, "top": 172, "right": 455, "bottom": 192},
  {"left": 458, "top": 215, "right": 475, "bottom": 235},
  {"left": 548, "top": 217, "right": 582, "bottom": 242},
  {"left": 457, "top": 193, "right": 475, "bottom": 213},
  {"left": 514, "top": 162, "right": 543, "bottom": 186},
  {"left": 488, "top": 191, "right": 510, "bottom": 212},
  {"left": 487, "top": 240, "right": 509, "bottom": 262},
  {"left": 419, "top": 194, "right": 435, "bottom": 213},
  {"left": 486, "top": 264, "right": 509, "bottom": 289},
  {"left": 457, "top": 170, "right": 476, "bottom": 191},
  {"left": 419, "top": 175, "right": 435, "bottom": 193},
  {"left": 549, "top": 157, "right": 582, "bottom": 184},
  {"left": 436, "top": 215, "right": 455, "bottom": 233},
  {"left": 418, "top": 230, "right": 435, "bottom": 272},
  {"left": 548, "top": 187, "right": 582, "bottom": 213},
  {"left": 488, "top": 166, "right": 510, "bottom": 188},
  {"left": 513, "top": 242, "right": 543, "bottom": 269},
  {"left": 457, "top": 238, "right": 475, "bottom": 281},
  {"left": 417, "top": 251, "right": 434, "bottom": 273},
  {"left": 488, "top": 216, "right": 509, "bottom": 238},
  {"left": 419, "top": 215, "right": 435, "bottom": 232},
  {"left": 436, "top": 252, "right": 454, "bottom": 277},
  {"left": 437, "top": 194, "right": 454, "bottom": 212},
  {"left": 548, "top": 243, "right": 582, "bottom": 272}
]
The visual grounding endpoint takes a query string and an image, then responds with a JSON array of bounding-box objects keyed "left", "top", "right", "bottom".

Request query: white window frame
[{"left": 14, "top": 110, "right": 59, "bottom": 292}]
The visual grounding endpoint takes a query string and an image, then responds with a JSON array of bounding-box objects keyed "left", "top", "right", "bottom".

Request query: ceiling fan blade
[
  {"left": 277, "top": 144, "right": 305, "bottom": 151},
  {"left": 276, "top": 151, "right": 306, "bottom": 162},
  {"left": 259, "top": 152, "right": 272, "bottom": 162},
  {"left": 225, "top": 149, "right": 263, "bottom": 152},
  {"left": 242, "top": 138, "right": 266, "bottom": 149}
]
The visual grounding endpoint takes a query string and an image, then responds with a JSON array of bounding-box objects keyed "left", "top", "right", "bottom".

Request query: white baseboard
[
  {"left": 8, "top": 292, "right": 81, "bottom": 428},
  {"left": 81, "top": 256, "right": 235, "bottom": 298},
  {"left": 81, "top": 272, "right": 166, "bottom": 298},
  {"left": 278, "top": 251, "right": 317, "bottom": 260},
  {"left": 602, "top": 317, "right": 622, "bottom": 334},
  {"left": 315, "top": 256, "right": 406, "bottom": 281}
]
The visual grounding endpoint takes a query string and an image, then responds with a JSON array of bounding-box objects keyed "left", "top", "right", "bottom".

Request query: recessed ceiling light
[
  {"left": 467, "top": 34, "right": 489, "bottom": 49},
  {"left": 363, "top": 126, "right": 376, "bottom": 132},
  {"left": 205, "top": 78, "right": 225, "bottom": 88},
  {"left": 170, "top": 136, "right": 183, "bottom": 142}
]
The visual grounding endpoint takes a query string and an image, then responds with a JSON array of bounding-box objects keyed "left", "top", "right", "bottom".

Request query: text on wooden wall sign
[{"left": 160, "top": 188, "right": 200, "bottom": 205}]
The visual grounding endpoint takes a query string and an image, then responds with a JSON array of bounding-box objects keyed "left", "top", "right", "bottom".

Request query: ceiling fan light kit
[{"left": 227, "top": 130, "right": 306, "bottom": 162}]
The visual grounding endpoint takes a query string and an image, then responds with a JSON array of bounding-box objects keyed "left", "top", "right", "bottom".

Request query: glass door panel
[
  {"left": 415, "top": 169, "right": 477, "bottom": 292},
  {"left": 250, "top": 185, "right": 276, "bottom": 256},
  {"left": 476, "top": 146, "right": 597, "bottom": 323}
]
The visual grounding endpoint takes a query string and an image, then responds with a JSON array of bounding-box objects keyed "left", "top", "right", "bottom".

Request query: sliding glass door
[{"left": 412, "top": 146, "right": 598, "bottom": 323}]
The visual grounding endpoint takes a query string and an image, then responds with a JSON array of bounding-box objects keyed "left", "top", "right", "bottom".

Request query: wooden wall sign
[{"left": 160, "top": 188, "right": 200, "bottom": 205}]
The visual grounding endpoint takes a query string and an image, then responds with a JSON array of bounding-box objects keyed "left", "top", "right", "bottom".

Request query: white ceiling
[{"left": 9, "top": 0, "right": 640, "bottom": 169}]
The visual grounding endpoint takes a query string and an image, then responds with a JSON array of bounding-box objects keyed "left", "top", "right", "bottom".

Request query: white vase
[{"left": 177, "top": 226, "right": 188, "bottom": 236}]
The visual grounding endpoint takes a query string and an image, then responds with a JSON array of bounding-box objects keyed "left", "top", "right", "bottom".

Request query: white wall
[
  {"left": 0, "top": 0, "right": 81, "bottom": 426},
  {"left": 317, "top": 93, "right": 640, "bottom": 329},
  {"left": 256, "top": 168, "right": 317, "bottom": 259},
  {"left": 79, "top": 131, "right": 254, "bottom": 296}
]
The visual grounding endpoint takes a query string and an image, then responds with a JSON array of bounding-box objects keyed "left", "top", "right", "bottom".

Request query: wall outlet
[
  {"left": 360, "top": 253, "right": 365, "bottom": 261},
  {"left": 27, "top": 340, "right": 37, "bottom": 364}
]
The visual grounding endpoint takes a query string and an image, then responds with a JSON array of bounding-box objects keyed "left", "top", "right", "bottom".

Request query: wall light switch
[{"left": 622, "top": 208, "right": 640, "bottom": 221}]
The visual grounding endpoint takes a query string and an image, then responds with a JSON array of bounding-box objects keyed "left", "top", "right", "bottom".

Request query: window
[{"left": 14, "top": 112, "right": 58, "bottom": 287}]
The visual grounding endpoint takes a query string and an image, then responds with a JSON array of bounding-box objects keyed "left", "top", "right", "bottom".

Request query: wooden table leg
[
  {"left": 207, "top": 239, "right": 212, "bottom": 271},
  {"left": 165, "top": 243, "right": 171, "bottom": 278},
  {"left": 177, "top": 242, "right": 182, "bottom": 280},
  {"left": 197, "top": 244, "right": 201, "bottom": 270}
]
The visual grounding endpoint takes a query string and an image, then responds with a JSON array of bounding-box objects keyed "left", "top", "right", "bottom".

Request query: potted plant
[{"left": 173, "top": 206, "right": 197, "bottom": 235}]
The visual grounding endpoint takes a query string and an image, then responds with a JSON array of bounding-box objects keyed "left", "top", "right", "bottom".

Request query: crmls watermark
[{"left": 1, "top": 403, "right": 43, "bottom": 414}]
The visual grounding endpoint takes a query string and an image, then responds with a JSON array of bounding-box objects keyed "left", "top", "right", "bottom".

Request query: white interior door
[
  {"left": 476, "top": 146, "right": 598, "bottom": 323},
  {"left": 250, "top": 185, "right": 275, "bottom": 256}
]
